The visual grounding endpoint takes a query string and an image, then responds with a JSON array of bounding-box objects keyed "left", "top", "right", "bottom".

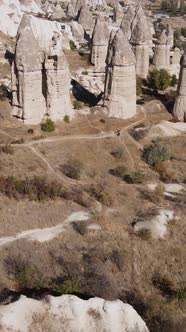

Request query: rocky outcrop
[
  {"left": 121, "top": 4, "right": 152, "bottom": 79},
  {"left": 153, "top": 29, "right": 171, "bottom": 70},
  {"left": 0, "top": 0, "right": 44, "bottom": 36},
  {"left": 12, "top": 14, "right": 73, "bottom": 124},
  {"left": 104, "top": 29, "right": 136, "bottom": 119},
  {"left": 113, "top": 3, "right": 123, "bottom": 25},
  {"left": 173, "top": 49, "right": 186, "bottom": 122},
  {"left": 50, "top": 3, "right": 66, "bottom": 20},
  {"left": 0, "top": 294, "right": 149, "bottom": 332},
  {"left": 78, "top": 4, "right": 94, "bottom": 37},
  {"left": 91, "top": 15, "right": 110, "bottom": 70}
]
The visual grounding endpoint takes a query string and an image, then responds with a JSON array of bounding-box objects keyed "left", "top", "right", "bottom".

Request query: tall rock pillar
[
  {"left": 173, "top": 49, "right": 186, "bottom": 122},
  {"left": 104, "top": 29, "right": 136, "bottom": 119}
]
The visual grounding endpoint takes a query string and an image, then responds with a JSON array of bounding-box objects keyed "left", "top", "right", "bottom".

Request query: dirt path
[
  {"left": 1, "top": 109, "right": 146, "bottom": 183},
  {"left": 0, "top": 211, "right": 90, "bottom": 248}
]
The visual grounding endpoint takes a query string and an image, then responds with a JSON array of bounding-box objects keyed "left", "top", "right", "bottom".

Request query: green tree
[{"left": 147, "top": 69, "right": 171, "bottom": 91}]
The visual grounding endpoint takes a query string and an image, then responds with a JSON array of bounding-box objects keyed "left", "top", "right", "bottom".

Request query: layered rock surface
[
  {"left": 121, "top": 4, "right": 152, "bottom": 78},
  {"left": 104, "top": 29, "right": 136, "bottom": 119},
  {"left": 173, "top": 49, "right": 186, "bottom": 122},
  {"left": 91, "top": 15, "right": 110, "bottom": 70},
  {"left": 12, "top": 14, "right": 73, "bottom": 124}
]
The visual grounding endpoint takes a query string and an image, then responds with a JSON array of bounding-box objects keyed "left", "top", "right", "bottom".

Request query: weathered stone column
[
  {"left": 173, "top": 49, "right": 186, "bottom": 122},
  {"left": 104, "top": 29, "right": 136, "bottom": 119}
]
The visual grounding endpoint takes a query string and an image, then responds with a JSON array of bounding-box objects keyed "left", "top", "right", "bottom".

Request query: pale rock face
[
  {"left": 91, "top": 15, "right": 110, "bottom": 70},
  {"left": 121, "top": 4, "right": 152, "bottom": 78},
  {"left": 66, "top": 1, "right": 76, "bottom": 18},
  {"left": 173, "top": 49, "right": 186, "bottom": 122},
  {"left": 70, "top": 21, "right": 85, "bottom": 44},
  {"left": 113, "top": 3, "right": 123, "bottom": 25},
  {"left": 153, "top": 29, "right": 171, "bottom": 70},
  {"left": 12, "top": 14, "right": 73, "bottom": 124},
  {"left": 104, "top": 29, "right": 136, "bottom": 119},
  {"left": 51, "top": 3, "right": 66, "bottom": 20},
  {"left": 78, "top": 4, "right": 94, "bottom": 36},
  {"left": 134, "top": 208, "right": 175, "bottom": 239},
  {"left": 0, "top": 295, "right": 149, "bottom": 332},
  {"left": 169, "top": 47, "right": 181, "bottom": 78},
  {"left": 0, "top": 0, "right": 44, "bottom": 37}
]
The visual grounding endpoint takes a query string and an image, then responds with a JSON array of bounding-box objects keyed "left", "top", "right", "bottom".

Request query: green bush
[
  {"left": 147, "top": 69, "right": 171, "bottom": 91},
  {"left": 142, "top": 142, "right": 172, "bottom": 167},
  {"left": 54, "top": 280, "right": 81, "bottom": 294},
  {"left": 62, "top": 159, "right": 83, "bottom": 180},
  {"left": 41, "top": 119, "right": 55, "bottom": 132},
  {"left": 170, "top": 74, "right": 178, "bottom": 86},
  {"left": 73, "top": 100, "right": 84, "bottom": 110},
  {"left": 0, "top": 144, "right": 14, "bottom": 154},
  {"left": 91, "top": 184, "right": 112, "bottom": 206},
  {"left": 137, "top": 229, "right": 152, "bottom": 241},
  {"left": 82, "top": 70, "right": 88, "bottom": 75},
  {"left": 0, "top": 176, "right": 65, "bottom": 200},
  {"left": 63, "top": 115, "right": 70, "bottom": 123},
  {"left": 70, "top": 40, "right": 77, "bottom": 51},
  {"left": 72, "top": 221, "right": 87, "bottom": 235},
  {"left": 4, "top": 256, "right": 46, "bottom": 289},
  {"left": 110, "top": 166, "right": 144, "bottom": 184}
]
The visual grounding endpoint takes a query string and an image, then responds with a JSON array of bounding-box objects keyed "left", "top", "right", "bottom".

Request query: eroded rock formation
[
  {"left": 0, "top": 294, "right": 149, "bottom": 332},
  {"left": 121, "top": 4, "right": 152, "bottom": 79},
  {"left": 173, "top": 49, "right": 186, "bottom": 122},
  {"left": 104, "top": 29, "right": 136, "bottom": 119},
  {"left": 91, "top": 14, "right": 110, "bottom": 70},
  {"left": 12, "top": 14, "right": 73, "bottom": 124},
  {"left": 153, "top": 29, "right": 171, "bottom": 70}
]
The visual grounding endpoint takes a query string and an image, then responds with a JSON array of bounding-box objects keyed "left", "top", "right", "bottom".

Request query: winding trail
[{"left": 0, "top": 109, "right": 146, "bottom": 184}]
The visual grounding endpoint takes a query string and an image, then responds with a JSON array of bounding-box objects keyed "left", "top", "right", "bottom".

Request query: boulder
[{"left": 0, "top": 294, "right": 149, "bottom": 332}]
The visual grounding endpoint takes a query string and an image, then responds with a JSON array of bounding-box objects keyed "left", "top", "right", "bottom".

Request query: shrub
[
  {"left": 0, "top": 84, "right": 9, "bottom": 100},
  {"left": 61, "top": 159, "right": 83, "bottom": 180},
  {"left": 27, "top": 128, "right": 34, "bottom": 134},
  {"left": 147, "top": 69, "right": 171, "bottom": 91},
  {"left": 69, "top": 40, "right": 76, "bottom": 51},
  {"left": 72, "top": 221, "right": 87, "bottom": 235},
  {"left": 111, "top": 147, "right": 125, "bottom": 159},
  {"left": 11, "top": 138, "right": 24, "bottom": 144},
  {"left": 110, "top": 166, "right": 144, "bottom": 184},
  {"left": 137, "top": 229, "right": 152, "bottom": 241},
  {"left": 54, "top": 280, "right": 81, "bottom": 294},
  {"left": 91, "top": 184, "right": 112, "bottom": 206},
  {"left": 73, "top": 100, "right": 84, "bottom": 110},
  {"left": 142, "top": 142, "right": 172, "bottom": 167},
  {"left": 154, "top": 160, "right": 175, "bottom": 182},
  {"left": 0, "top": 176, "right": 65, "bottom": 200},
  {"left": 141, "top": 184, "right": 164, "bottom": 204},
  {"left": 4, "top": 255, "right": 46, "bottom": 289},
  {"left": 152, "top": 274, "right": 175, "bottom": 297},
  {"left": 170, "top": 74, "right": 178, "bottom": 87},
  {"left": 0, "top": 144, "right": 14, "bottom": 154},
  {"left": 82, "top": 70, "right": 88, "bottom": 75},
  {"left": 41, "top": 119, "right": 55, "bottom": 132},
  {"left": 63, "top": 115, "right": 70, "bottom": 123}
]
